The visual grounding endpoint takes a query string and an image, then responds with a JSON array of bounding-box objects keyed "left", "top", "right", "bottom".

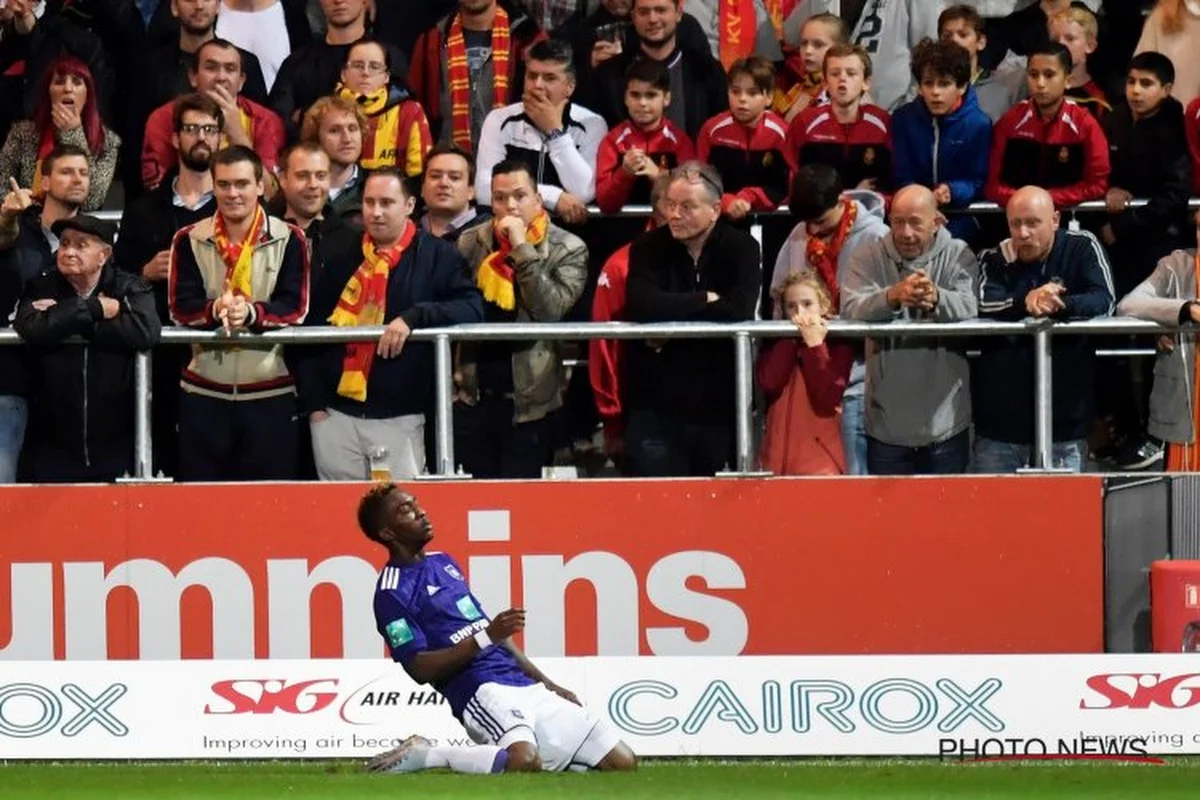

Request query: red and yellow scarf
[
  {"left": 339, "top": 84, "right": 403, "bottom": 171},
  {"left": 213, "top": 204, "right": 266, "bottom": 298},
  {"left": 445, "top": 5, "right": 511, "bottom": 152},
  {"left": 329, "top": 222, "right": 417, "bottom": 401},
  {"left": 1168, "top": 251, "right": 1200, "bottom": 471},
  {"left": 476, "top": 212, "right": 548, "bottom": 311},
  {"left": 804, "top": 199, "right": 857, "bottom": 310},
  {"left": 715, "top": 0, "right": 758, "bottom": 70}
]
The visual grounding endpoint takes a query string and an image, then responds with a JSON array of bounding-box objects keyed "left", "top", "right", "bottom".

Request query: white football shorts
[{"left": 461, "top": 682, "right": 622, "bottom": 772}]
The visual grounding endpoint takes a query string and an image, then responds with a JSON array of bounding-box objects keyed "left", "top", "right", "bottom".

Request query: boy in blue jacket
[{"left": 892, "top": 38, "right": 992, "bottom": 246}]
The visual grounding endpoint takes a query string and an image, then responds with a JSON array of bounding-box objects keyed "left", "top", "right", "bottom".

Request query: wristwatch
[{"left": 545, "top": 128, "right": 566, "bottom": 141}]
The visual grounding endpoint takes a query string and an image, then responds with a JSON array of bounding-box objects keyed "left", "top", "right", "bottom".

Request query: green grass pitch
[{"left": 3, "top": 759, "right": 1200, "bottom": 799}]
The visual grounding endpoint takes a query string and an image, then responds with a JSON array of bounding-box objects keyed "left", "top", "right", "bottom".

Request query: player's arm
[
  {"left": 501, "top": 639, "right": 581, "bottom": 706},
  {"left": 401, "top": 609, "right": 526, "bottom": 686}
]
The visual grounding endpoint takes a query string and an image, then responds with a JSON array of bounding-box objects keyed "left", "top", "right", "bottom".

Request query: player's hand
[
  {"left": 377, "top": 316, "right": 411, "bottom": 359},
  {"left": 726, "top": 198, "right": 752, "bottom": 221},
  {"left": 486, "top": 608, "right": 526, "bottom": 642},
  {"left": 556, "top": 193, "right": 589, "bottom": 225},
  {"left": 545, "top": 682, "right": 581, "bottom": 706}
]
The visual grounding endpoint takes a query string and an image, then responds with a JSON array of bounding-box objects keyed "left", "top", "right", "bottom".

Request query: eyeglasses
[
  {"left": 180, "top": 123, "right": 221, "bottom": 137},
  {"left": 347, "top": 60, "right": 388, "bottom": 75}
]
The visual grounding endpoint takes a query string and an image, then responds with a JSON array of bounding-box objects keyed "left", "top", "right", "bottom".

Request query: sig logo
[
  {"left": 1081, "top": 674, "right": 1200, "bottom": 710},
  {"left": 608, "top": 678, "right": 1004, "bottom": 736},
  {"left": 0, "top": 683, "right": 128, "bottom": 738},
  {"left": 205, "top": 679, "right": 340, "bottom": 715}
]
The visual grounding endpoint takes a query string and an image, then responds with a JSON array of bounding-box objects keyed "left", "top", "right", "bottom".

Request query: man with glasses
[
  {"left": 115, "top": 93, "right": 222, "bottom": 477},
  {"left": 623, "top": 160, "right": 760, "bottom": 476},
  {"left": 142, "top": 38, "right": 285, "bottom": 193}
]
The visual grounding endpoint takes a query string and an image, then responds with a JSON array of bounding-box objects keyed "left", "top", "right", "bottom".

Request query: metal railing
[{"left": 0, "top": 317, "right": 1184, "bottom": 480}]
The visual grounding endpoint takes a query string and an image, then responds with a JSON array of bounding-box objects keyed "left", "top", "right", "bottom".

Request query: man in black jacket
[
  {"left": 14, "top": 215, "right": 161, "bottom": 483},
  {"left": 624, "top": 160, "right": 760, "bottom": 476},
  {"left": 115, "top": 93, "right": 220, "bottom": 477},
  {"left": 587, "top": 0, "right": 726, "bottom": 139},
  {"left": 974, "top": 185, "right": 1114, "bottom": 473},
  {"left": 293, "top": 167, "right": 484, "bottom": 480},
  {"left": 0, "top": 144, "right": 89, "bottom": 284},
  {"left": 0, "top": 239, "right": 27, "bottom": 483}
]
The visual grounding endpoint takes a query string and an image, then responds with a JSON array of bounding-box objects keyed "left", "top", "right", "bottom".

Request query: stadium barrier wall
[
  {"left": 2, "top": 654, "right": 1198, "bottom": 758},
  {"left": 0, "top": 478, "right": 1103, "bottom": 662}
]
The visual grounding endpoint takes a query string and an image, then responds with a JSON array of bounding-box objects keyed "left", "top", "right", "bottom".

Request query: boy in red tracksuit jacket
[
  {"left": 697, "top": 56, "right": 794, "bottom": 222},
  {"left": 595, "top": 60, "right": 695, "bottom": 214},
  {"left": 590, "top": 177, "right": 671, "bottom": 459},
  {"left": 788, "top": 43, "right": 892, "bottom": 193},
  {"left": 985, "top": 43, "right": 1109, "bottom": 207}
]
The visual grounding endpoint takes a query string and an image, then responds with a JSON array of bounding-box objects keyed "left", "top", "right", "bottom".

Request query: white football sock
[{"left": 423, "top": 744, "right": 508, "bottom": 774}]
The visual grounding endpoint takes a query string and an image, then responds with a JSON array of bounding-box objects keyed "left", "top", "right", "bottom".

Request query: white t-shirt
[{"left": 216, "top": 0, "right": 291, "bottom": 94}]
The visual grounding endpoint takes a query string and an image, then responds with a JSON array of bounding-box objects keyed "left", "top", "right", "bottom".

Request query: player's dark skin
[{"left": 372, "top": 487, "right": 637, "bottom": 772}]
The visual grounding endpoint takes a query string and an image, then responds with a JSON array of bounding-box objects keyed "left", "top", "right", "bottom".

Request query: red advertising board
[{"left": 0, "top": 477, "right": 1104, "bottom": 660}]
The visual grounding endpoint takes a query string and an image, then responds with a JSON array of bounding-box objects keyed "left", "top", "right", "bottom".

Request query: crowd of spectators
[{"left": 1, "top": 0, "right": 1199, "bottom": 484}]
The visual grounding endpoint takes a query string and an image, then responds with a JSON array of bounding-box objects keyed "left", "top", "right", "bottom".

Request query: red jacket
[
  {"left": 787, "top": 104, "right": 893, "bottom": 192},
  {"left": 756, "top": 338, "right": 854, "bottom": 476},
  {"left": 595, "top": 119, "right": 695, "bottom": 213},
  {"left": 1186, "top": 97, "right": 1200, "bottom": 194},
  {"left": 984, "top": 98, "right": 1110, "bottom": 207},
  {"left": 142, "top": 96, "right": 284, "bottom": 191},
  {"left": 590, "top": 242, "right": 630, "bottom": 441},
  {"left": 697, "top": 110, "right": 794, "bottom": 212}
]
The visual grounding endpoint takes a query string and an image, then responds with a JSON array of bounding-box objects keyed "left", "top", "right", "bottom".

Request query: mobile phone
[{"left": 596, "top": 22, "right": 627, "bottom": 44}]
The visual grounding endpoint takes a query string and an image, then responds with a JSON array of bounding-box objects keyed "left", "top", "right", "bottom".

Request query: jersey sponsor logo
[
  {"left": 456, "top": 596, "right": 483, "bottom": 621},
  {"left": 444, "top": 563, "right": 464, "bottom": 581},
  {"left": 449, "top": 619, "right": 489, "bottom": 644},
  {"left": 385, "top": 619, "right": 414, "bottom": 648}
]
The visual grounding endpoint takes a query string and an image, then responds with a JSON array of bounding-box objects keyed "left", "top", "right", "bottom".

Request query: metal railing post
[
  {"left": 433, "top": 333, "right": 455, "bottom": 476},
  {"left": 733, "top": 331, "right": 754, "bottom": 473},
  {"left": 1033, "top": 326, "right": 1053, "bottom": 469},
  {"left": 134, "top": 350, "right": 152, "bottom": 479}
]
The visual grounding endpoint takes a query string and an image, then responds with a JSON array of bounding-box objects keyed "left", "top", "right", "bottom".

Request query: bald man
[
  {"left": 973, "top": 185, "right": 1115, "bottom": 473},
  {"left": 841, "top": 185, "right": 980, "bottom": 475}
]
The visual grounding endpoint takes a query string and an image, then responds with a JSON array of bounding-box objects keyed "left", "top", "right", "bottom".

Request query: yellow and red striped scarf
[
  {"left": 339, "top": 84, "right": 403, "bottom": 171},
  {"left": 213, "top": 203, "right": 266, "bottom": 298},
  {"left": 445, "top": 6, "right": 511, "bottom": 152},
  {"left": 329, "top": 222, "right": 416, "bottom": 401},
  {"left": 1168, "top": 251, "right": 1200, "bottom": 471},
  {"left": 476, "top": 212, "right": 548, "bottom": 311}
]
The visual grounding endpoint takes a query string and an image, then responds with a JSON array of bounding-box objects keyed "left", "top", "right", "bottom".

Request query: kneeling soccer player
[{"left": 359, "top": 483, "right": 638, "bottom": 774}]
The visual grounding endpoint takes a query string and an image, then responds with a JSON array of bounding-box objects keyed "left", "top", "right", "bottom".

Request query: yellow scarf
[
  {"left": 339, "top": 84, "right": 402, "bottom": 171},
  {"left": 212, "top": 204, "right": 266, "bottom": 297},
  {"left": 476, "top": 213, "right": 549, "bottom": 311},
  {"left": 329, "top": 222, "right": 416, "bottom": 402}
]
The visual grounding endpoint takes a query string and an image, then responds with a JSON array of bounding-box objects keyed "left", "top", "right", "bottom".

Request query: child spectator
[
  {"left": 893, "top": 39, "right": 992, "bottom": 244},
  {"left": 595, "top": 60, "right": 696, "bottom": 214},
  {"left": 776, "top": 12, "right": 848, "bottom": 122},
  {"left": 1097, "top": 51, "right": 1191, "bottom": 470},
  {"left": 939, "top": 4, "right": 1027, "bottom": 122},
  {"left": 788, "top": 44, "right": 892, "bottom": 193},
  {"left": 1049, "top": 6, "right": 1111, "bottom": 122},
  {"left": 337, "top": 39, "right": 432, "bottom": 175},
  {"left": 985, "top": 42, "right": 1110, "bottom": 207},
  {"left": 697, "top": 56, "right": 793, "bottom": 221},
  {"left": 757, "top": 269, "right": 854, "bottom": 476}
]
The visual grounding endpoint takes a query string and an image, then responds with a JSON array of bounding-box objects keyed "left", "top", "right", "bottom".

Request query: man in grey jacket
[
  {"left": 456, "top": 159, "right": 588, "bottom": 478},
  {"left": 841, "top": 184, "right": 980, "bottom": 475}
]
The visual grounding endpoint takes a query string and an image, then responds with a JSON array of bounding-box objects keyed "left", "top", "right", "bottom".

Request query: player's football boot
[{"left": 366, "top": 734, "right": 433, "bottom": 773}]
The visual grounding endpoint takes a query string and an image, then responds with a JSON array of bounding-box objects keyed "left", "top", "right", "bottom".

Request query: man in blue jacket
[
  {"left": 892, "top": 38, "right": 992, "bottom": 246},
  {"left": 972, "top": 185, "right": 1114, "bottom": 473},
  {"left": 293, "top": 167, "right": 485, "bottom": 480}
]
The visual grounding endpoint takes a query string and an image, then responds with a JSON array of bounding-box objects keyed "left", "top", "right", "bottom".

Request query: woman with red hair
[{"left": 0, "top": 56, "right": 120, "bottom": 211}]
